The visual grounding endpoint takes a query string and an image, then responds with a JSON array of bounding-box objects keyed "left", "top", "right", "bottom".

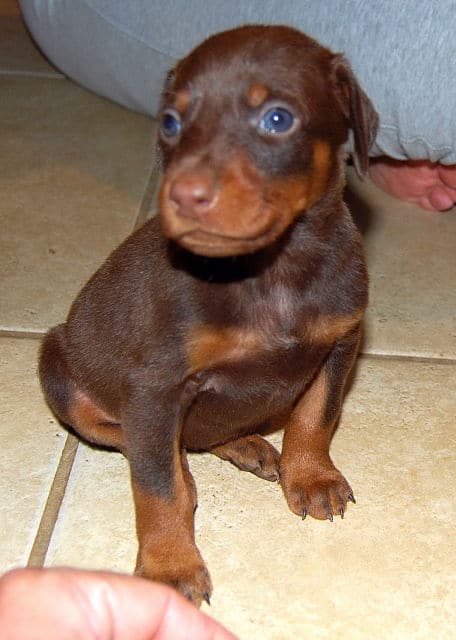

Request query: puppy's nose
[{"left": 169, "top": 172, "right": 216, "bottom": 219}]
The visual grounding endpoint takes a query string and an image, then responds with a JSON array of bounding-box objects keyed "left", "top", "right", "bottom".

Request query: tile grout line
[
  {"left": 27, "top": 434, "right": 79, "bottom": 568},
  {"left": 0, "top": 329, "right": 44, "bottom": 340},
  {"left": 132, "top": 151, "right": 161, "bottom": 232},
  {"left": 359, "top": 351, "right": 456, "bottom": 367},
  {"left": 0, "top": 70, "right": 65, "bottom": 79}
]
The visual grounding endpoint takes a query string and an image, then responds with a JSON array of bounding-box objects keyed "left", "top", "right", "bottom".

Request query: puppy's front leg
[
  {"left": 122, "top": 368, "right": 212, "bottom": 607},
  {"left": 280, "top": 329, "right": 361, "bottom": 521}
]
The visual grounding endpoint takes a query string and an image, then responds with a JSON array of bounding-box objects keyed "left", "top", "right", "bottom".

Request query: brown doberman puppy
[{"left": 39, "top": 25, "right": 378, "bottom": 606}]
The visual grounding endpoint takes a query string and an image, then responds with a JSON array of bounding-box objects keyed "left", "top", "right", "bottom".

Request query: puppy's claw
[
  {"left": 327, "top": 510, "right": 334, "bottom": 522},
  {"left": 302, "top": 508, "right": 308, "bottom": 520},
  {"left": 339, "top": 507, "right": 345, "bottom": 519},
  {"left": 348, "top": 493, "right": 356, "bottom": 504},
  {"left": 203, "top": 593, "right": 211, "bottom": 606}
]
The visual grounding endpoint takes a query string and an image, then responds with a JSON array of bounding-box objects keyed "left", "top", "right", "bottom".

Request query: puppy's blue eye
[
  {"left": 161, "top": 110, "right": 182, "bottom": 138},
  {"left": 259, "top": 107, "right": 295, "bottom": 134}
]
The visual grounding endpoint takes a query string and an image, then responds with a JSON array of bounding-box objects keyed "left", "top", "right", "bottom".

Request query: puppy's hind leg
[{"left": 39, "top": 325, "right": 124, "bottom": 452}]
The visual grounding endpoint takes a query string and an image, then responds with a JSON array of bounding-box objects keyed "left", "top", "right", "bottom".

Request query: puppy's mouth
[{"left": 168, "top": 219, "right": 281, "bottom": 257}]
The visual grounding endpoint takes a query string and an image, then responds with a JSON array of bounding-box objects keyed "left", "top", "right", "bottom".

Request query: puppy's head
[{"left": 158, "top": 25, "right": 378, "bottom": 257}]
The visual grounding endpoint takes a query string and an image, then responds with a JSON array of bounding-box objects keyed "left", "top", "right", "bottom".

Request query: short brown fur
[{"left": 38, "top": 25, "right": 378, "bottom": 605}]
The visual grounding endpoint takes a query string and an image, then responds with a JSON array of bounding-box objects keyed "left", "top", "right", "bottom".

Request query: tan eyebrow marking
[
  {"left": 246, "top": 83, "right": 269, "bottom": 108},
  {"left": 175, "top": 89, "right": 191, "bottom": 114}
]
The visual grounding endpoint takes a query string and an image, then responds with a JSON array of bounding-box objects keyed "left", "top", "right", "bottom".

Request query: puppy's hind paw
[{"left": 211, "top": 434, "right": 280, "bottom": 481}]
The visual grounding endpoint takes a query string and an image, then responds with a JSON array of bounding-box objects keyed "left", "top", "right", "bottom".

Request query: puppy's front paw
[
  {"left": 280, "top": 465, "right": 355, "bottom": 521},
  {"left": 135, "top": 558, "right": 213, "bottom": 608}
]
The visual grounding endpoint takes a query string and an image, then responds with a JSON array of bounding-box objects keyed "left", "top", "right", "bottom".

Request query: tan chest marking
[
  {"left": 186, "top": 325, "right": 270, "bottom": 373},
  {"left": 187, "top": 311, "right": 362, "bottom": 374},
  {"left": 305, "top": 310, "right": 364, "bottom": 345}
]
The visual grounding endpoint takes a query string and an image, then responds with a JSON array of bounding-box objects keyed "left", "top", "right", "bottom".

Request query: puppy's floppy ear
[{"left": 331, "top": 55, "right": 379, "bottom": 177}]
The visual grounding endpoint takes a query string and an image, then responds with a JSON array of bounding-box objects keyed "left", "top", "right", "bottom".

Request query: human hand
[
  {"left": 0, "top": 567, "right": 238, "bottom": 640},
  {"left": 369, "top": 158, "right": 456, "bottom": 211}
]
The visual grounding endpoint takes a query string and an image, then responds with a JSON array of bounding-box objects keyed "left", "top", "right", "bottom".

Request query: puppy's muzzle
[{"left": 159, "top": 155, "right": 301, "bottom": 258}]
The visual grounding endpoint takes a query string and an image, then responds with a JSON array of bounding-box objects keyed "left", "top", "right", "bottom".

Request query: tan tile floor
[{"left": 1, "top": 5, "right": 455, "bottom": 639}]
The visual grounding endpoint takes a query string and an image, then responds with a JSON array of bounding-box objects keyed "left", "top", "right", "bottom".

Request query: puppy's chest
[
  {"left": 185, "top": 280, "right": 362, "bottom": 374},
  {"left": 250, "top": 282, "right": 299, "bottom": 324},
  {"left": 186, "top": 284, "right": 313, "bottom": 373}
]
